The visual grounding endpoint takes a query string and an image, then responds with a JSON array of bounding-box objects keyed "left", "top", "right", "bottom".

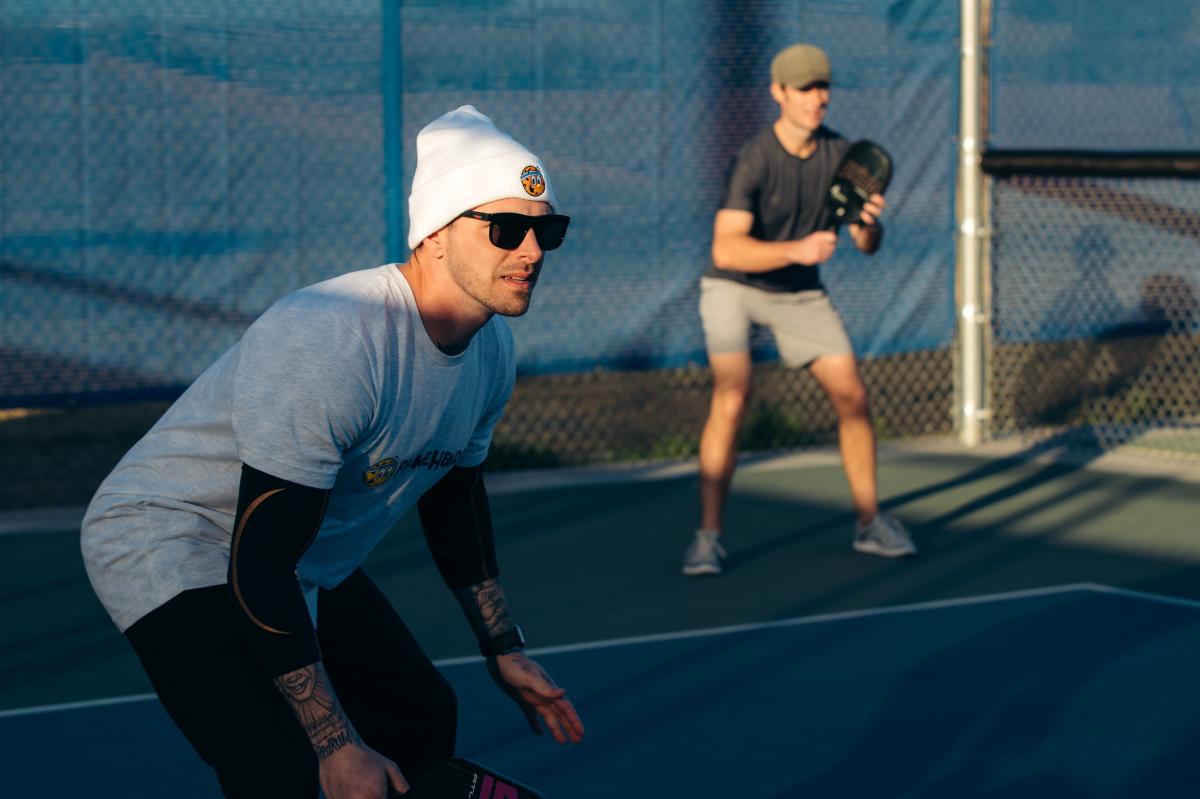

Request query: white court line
[
  {"left": 0, "top": 691, "right": 158, "bottom": 720},
  {"left": 4, "top": 581, "right": 1195, "bottom": 721},
  {"left": 1083, "top": 583, "right": 1200, "bottom": 612},
  {"left": 435, "top": 582, "right": 1108, "bottom": 666}
]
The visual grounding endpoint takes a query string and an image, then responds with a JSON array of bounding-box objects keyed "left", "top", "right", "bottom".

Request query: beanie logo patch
[{"left": 520, "top": 165, "right": 546, "bottom": 197}]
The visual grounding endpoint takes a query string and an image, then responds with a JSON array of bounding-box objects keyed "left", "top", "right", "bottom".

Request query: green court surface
[{"left": 2, "top": 442, "right": 1199, "bottom": 796}]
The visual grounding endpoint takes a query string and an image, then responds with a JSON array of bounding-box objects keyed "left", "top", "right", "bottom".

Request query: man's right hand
[
  {"left": 790, "top": 230, "right": 838, "bottom": 265},
  {"left": 272, "top": 662, "right": 407, "bottom": 797},
  {"left": 319, "top": 741, "right": 408, "bottom": 798}
]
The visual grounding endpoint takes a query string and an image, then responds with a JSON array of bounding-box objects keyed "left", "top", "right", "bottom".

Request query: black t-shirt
[{"left": 706, "top": 125, "right": 850, "bottom": 293}]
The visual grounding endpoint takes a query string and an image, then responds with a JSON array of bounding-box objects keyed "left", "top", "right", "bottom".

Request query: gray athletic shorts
[{"left": 699, "top": 276, "right": 853, "bottom": 368}]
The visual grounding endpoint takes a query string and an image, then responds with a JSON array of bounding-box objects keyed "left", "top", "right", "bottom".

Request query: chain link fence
[
  {"left": 982, "top": 0, "right": 1200, "bottom": 463},
  {"left": 491, "top": 349, "right": 954, "bottom": 470},
  {"left": 3, "top": 1, "right": 1198, "bottom": 514},
  {"left": 987, "top": 175, "right": 1200, "bottom": 459}
]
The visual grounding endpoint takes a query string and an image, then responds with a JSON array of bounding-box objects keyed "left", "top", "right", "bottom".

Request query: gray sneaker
[
  {"left": 682, "top": 529, "right": 726, "bottom": 576},
  {"left": 854, "top": 513, "right": 917, "bottom": 557}
]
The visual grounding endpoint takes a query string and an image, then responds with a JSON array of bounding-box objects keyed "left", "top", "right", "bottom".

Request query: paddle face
[
  {"left": 393, "top": 758, "right": 546, "bottom": 799},
  {"left": 826, "top": 140, "right": 893, "bottom": 228}
]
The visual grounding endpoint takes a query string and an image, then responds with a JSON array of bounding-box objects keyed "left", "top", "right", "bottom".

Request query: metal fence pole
[{"left": 957, "top": 0, "right": 988, "bottom": 445}]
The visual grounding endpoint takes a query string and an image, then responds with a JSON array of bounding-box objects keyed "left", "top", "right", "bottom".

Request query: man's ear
[
  {"left": 769, "top": 82, "right": 786, "bottom": 105},
  {"left": 421, "top": 225, "right": 449, "bottom": 259}
]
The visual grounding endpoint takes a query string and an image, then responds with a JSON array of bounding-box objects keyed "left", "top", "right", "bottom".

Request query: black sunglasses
[{"left": 458, "top": 210, "right": 571, "bottom": 251}]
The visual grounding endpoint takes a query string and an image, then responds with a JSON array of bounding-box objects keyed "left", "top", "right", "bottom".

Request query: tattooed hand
[
  {"left": 274, "top": 662, "right": 408, "bottom": 797},
  {"left": 320, "top": 742, "right": 409, "bottom": 798},
  {"left": 486, "top": 652, "right": 585, "bottom": 744}
]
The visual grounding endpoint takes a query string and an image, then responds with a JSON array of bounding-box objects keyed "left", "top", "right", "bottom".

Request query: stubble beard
[{"left": 444, "top": 241, "right": 533, "bottom": 318}]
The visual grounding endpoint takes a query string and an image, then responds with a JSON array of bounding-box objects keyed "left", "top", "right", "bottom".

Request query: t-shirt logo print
[
  {"left": 520, "top": 165, "right": 546, "bottom": 197},
  {"left": 362, "top": 457, "right": 398, "bottom": 487}
]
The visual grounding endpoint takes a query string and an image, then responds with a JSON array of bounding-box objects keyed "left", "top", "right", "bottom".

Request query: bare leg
[
  {"left": 698, "top": 352, "right": 753, "bottom": 533},
  {"left": 808, "top": 354, "right": 878, "bottom": 525}
]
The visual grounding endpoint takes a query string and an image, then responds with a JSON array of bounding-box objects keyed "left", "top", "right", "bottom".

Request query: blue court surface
[{"left": 5, "top": 583, "right": 1200, "bottom": 798}]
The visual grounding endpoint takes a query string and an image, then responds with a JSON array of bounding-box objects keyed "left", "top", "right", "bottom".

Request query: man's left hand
[
  {"left": 485, "top": 651, "right": 585, "bottom": 744},
  {"left": 855, "top": 193, "right": 886, "bottom": 228},
  {"left": 849, "top": 193, "right": 886, "bottom": 253}
]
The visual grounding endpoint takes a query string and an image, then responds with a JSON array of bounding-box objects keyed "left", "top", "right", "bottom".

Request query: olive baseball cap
[{"left": 770, "top": 43, "right": 832, "bottom": 87}]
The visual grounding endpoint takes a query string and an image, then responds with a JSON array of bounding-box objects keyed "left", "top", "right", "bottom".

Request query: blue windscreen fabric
[
  {"left": 990, "top": 0, "right": 1200, "bottom": 150},
  {"left": 1, "top": 1, "right": 958, "bottom": 405}
]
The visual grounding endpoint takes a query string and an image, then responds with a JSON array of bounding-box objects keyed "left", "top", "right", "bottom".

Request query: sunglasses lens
[
  {"left": 488, "top": 215, "right": 528, "bottom": 250},
  {"left": 533, "top": 215, "right": 570, "bottom": 251}
]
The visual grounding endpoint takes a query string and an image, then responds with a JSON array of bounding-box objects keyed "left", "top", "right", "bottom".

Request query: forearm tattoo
[
  {"left": 273, "top": 663, "right": 359, "bottom": 760},
  {"left": 454, "top": 577, "right": 514, "bottom": 640}
]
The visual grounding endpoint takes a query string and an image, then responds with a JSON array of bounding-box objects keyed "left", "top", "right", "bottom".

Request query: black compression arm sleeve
[
  {"left": 417, "top": 465, "right": 499, "bottom": 589},
  {"left": 227, "top": 464, "right": 330, "bottom": 677}
]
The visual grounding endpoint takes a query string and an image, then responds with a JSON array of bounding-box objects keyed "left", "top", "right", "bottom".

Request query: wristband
[{"left": 479, "top": 625, "right": 525, "bottom": 658}]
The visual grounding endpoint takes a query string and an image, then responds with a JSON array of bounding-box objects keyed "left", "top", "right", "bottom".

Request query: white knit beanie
[{"left": 407, "top": 105, "right": 557, "bottom": 251}]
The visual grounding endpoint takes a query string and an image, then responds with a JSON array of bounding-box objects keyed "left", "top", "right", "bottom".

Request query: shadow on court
[{"left": 0, "top": 448, "right": 1198, "bottom": 796}]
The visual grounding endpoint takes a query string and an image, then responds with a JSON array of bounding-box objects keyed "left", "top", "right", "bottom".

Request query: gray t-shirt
[
  {"left": 81, "top": 265, "right": 514, "bottom": 631},
  {"left": 705, "top": 125, "right": 850, "bottom": 293}
]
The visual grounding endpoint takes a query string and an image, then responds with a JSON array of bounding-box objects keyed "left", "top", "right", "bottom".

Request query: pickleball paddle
[
  {"left": 389, "top": 757, "right": 546, "bottom": 799},
  {"left": 826, "top": 140, "right": 893, "bottom": 230}
]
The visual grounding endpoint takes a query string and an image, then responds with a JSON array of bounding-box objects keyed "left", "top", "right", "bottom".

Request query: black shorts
[{"left": 125, "top": 569, "right": 456, "bottom": 798}]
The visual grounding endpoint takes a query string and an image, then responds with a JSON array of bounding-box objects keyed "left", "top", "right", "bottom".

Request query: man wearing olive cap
[{"left": 683, "top": 44, "right": 917, "bottom": 577}]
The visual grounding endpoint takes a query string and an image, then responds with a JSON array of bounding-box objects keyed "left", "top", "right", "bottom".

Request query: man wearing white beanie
[{"left": 81, "top": 105, "right": 580, "bottom": 798}]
